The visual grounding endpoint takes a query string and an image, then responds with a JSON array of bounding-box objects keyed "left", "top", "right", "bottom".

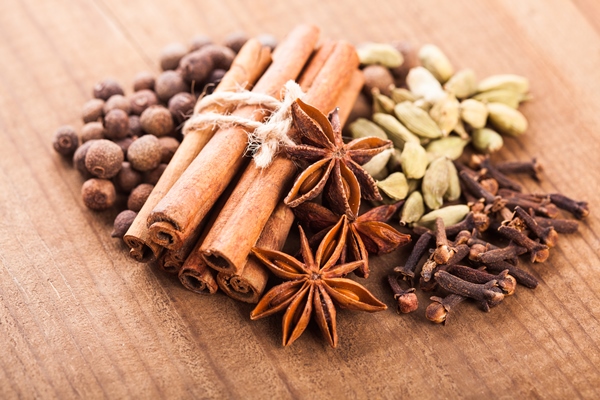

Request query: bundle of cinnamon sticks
[{"left": 124, "top": 24, "right": 364, "bottom": 303}]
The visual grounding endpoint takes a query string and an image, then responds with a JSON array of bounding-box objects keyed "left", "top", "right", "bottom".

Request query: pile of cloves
[{"left": 388, "top": 155, "right": 589, "bottom": 324}]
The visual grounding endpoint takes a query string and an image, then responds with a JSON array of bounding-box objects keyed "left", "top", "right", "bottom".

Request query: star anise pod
[
  {"left": 293, "top": 201, "right": 412, "bottom": 278},
  {"left": 284, "top": 98, "right": 393, "bottom": 219},
  {"left": 250, "top": 215, "right": 387, "bottom": 347}
]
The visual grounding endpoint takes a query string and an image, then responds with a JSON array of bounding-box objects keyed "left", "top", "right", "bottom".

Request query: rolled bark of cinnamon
[
  {"left": 123, "top": 38, "right": 272, "bottom": 261},
  {"left": 147, "top": 24, "right": 320, "bottom": 252},
  {"left": 216, "top": 202, "right": 294, "bottom": 303},
  {"left": 201, "top": 41, "right": 360, "bottom": 275}
]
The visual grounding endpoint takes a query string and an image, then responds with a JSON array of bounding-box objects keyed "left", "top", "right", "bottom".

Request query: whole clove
[
  {"left": 534, "top": 216, "right": 578, "bottom": 234},
  {"left": 548, "top": 193, "right": 589, "bottom": 219},
  {"left": 485, "top": 260, "right": 538, "bottom": 289},
  {"left": 496, "top": 158, "right": 543, "bottom": 181},
  {"left": 446, "top": 265, "right": 516, "bottom": 295},
  {"left": 497, "top": 225, "right": 549, "bottom": 263},
  {"left": 387, "top": 274, "right": 418, "bottom": 313},
  {"left": 426, "top": 294, "right": 466, "bottom": 324},
  {"left": 513, "top": 206, "right": 558, "bottom": 247},
  {"left": 434, "top": 270, "right": 504, "bottom": 311},
  {"left": 394, "top": 232, "right": 434, "bottom": 279}
]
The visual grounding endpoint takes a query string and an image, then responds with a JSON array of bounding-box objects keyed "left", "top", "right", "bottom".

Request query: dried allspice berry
[
  {"left": 205, "top": 69, "right": 226, "bottom": 94},
  {"left": 179, "top": 48, "right": 214, "bottom": 83},
  {"left": 155, "top": 70, "right": 189, "bottom": 103},
  {"left": 114, "top": 137, "right": 135, "bottom": 158},
  {"left": 104, "top": 109, "right": 130, "bottom": 140},
  {"left": 140, "top": 105, "right": 174, "bottom": 137},
  {"left": 93, "top": 78, "right": 124, "bottom": 101},
  {"left": 223, "top": 31, "right": 249, "bottom": 53},
  {"left": 81, "top": 178, "right": 117, "bottom": 210},
  {"left": 143, "top": 163, "right": 167, "bottom": 185},
  {"left": 129, "top": 89, "right": 159, "bottom": 116},
  {"left": 52, "top": 126, "right": 79, "bottom": 156},
  {"left": 363, "top": 65, "right": 395, "bottom": 97},
  {"left": 80, "top": 122, "right": 106, "bottom": 143},
  {"left": 73, "top": 140, "right": 96, "bottom": 177},
  {"left": 111, "top": 210, "right": 137, "bottom": 238},
  {"left": 85, "top": 139, "right": 124, "bottom": 179},
  {"left": 82, "top": 98, "right": 105, "bottom": 123},
  {"left": 168, "top": 92, "right": 195, "bottom": 124},
  {"left": 127, "top": 183, "right": 154, "bottom": 212},
  {"left": 159, "top": 42, "right": 188, "bottom": 71},
  {"left": 128, "top": 115, "right": 142, "bottom": 137},
  {"left": 158, "top": 136, "right": 180, "bottom": 163},
  {"left": 114, "top": 161, "right": 143, "bottom": 193},
  {"left": 132, "top": 71, "right": 155, "bottom": 92},
  {"left": 189, "top": 34, "right": 212, "bottom": 52},
  {"left": 103, "top": 94, "right": 131, "bottom": 115},
  {"left": 127, "top": 135, "right": 162, "bottom": 171}
]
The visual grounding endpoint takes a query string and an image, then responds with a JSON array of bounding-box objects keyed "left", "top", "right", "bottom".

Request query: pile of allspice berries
[
  {"left": 51, "top": 32, "right": 276, "bottom": 237},
  {"left": 347, "top": 42, "right": 531, "bottom": 229}
]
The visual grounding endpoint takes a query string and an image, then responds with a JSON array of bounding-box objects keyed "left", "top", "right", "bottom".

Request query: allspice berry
[
  {"left": 104, "top": 109, "right": 130, "bottom": 140},
  {"left": 202, "top": 44, "right": 235, "bottom": 70},
  {"left": 73, "top": 140, "right": 96, "bottom": 177},
  {"left": 127, "top": 183, "right": 154, "bottom": 212},
  {"left": 155, "top": 70, "right": 189, "bottom": 103},
  {"left": 158, "top": 136, "right": 180, "bottom": 163},
  {"left": 179, "top": 49, "right": 214, "bottom": 83},
  {"left": 81, "top": 178, "right": 116, "bottom": 210},
  {"left": 363, "top": 65, "right": 395, "bottom": 97},
  {"left": 127, "top": 134, "right": 162, "bottom": 171},
  {"left": 168, "top": 92, "right": 195, "bottom": 124},
  {"left": 143, "top": 163, "right": 167, "bottom": 185},
  {"left": 114, "top": 161, "right": 143, "bottom": 193},
  {"left": 159, "top": 42, "right": 188, "bottom": 71},
  {"left": 205, "top": 69, "right": 225, "bottom": 94},
  {"left": 103, "top": 94, "right": 131, "bottom": 115},
  {"left": 114, "top": 137, "right": 135, "bottom": 158},
  {"left": 85, "top": 139, "right": 124, "bottom": 179},
  {"left": 223, "top": 31, "right": 249, "bottom": 53},
  {"left": 111, "top": 210, "right": 138, "bottom": 239},
  {"left": 82, "top": 98, "right": 105, "bottom": 123},
  {"left": 128, "top": 115, "right": 142, "bottom": 137},
  {"left": 140, "top": 105, "right": 174, "bottom": 137},
  {"left": 80, "top": 121, "right": 106, "bottom": 143},
  {"left": 189, "top": 34, "right": 212, "bottom": 52},
  {"left": 133, "top": 71, "right": 155, "bottom": 91},
  {"left": 93, "top": 78, "right": 124, "bottom": 101},
  {"left": 52, "top": 125, "right": 79, "bottom": 157},
  {"left": 129, "top": 89, "right": 159, "bottom": 115}
]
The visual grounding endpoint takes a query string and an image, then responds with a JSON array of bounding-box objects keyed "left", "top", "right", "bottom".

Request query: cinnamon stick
[
  {"left": 147, "top": 25, "right": 320, "bottom": 252},
  {"left": 216, "top": 202, "right": 294, "bottom": 303},
  {"left": 123, "top": 38, "right": 272, "bottom": 261},
  {"left": 201, "top": 41, "right": 360, "bottom": 274}
]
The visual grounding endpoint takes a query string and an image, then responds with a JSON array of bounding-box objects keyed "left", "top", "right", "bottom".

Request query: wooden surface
[{"left": 1, "top": 0, "right": 599, "bottom": 398}]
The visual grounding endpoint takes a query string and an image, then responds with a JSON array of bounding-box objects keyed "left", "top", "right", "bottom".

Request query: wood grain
[{"left": 0, "top": 0, "right": 599, "bottom": 398}]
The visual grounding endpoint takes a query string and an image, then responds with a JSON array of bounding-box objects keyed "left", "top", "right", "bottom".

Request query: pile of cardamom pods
[{"left": 348, "top": 42, "right": 530, "bottom": 228}]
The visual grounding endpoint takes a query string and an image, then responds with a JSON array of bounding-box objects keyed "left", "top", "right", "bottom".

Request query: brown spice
[
  {"left": 82, "top": 98, "right": 105, "bottom": 123},
  {"left": 168, "top": 92, "right": 195, "bottom": 124},
  {"left": 103, "top": 94, "right": 131, "bottom": 115},
  {"left": 363, "top": 64, "right": 394, "bottom": 97},
  {"left": 223, "top": 31, "right": 249, "bottom": 53},
  {"left": 93, "top": 78, "right": 124, "bottom": 101},
  {"left": 157, "top": 137, "right": 180, "bottom": 164},
  {"left": 104, "top": 109, "right": 130, "bottom": 140},
  {"left": 132, "top": 71, "right": 155, "bottom": 92},
  {"left": 127, "top": 116, "right": 142, "bottom": 137},
  {"left": 127, "top": 135, "right": 162, "bottom": 172},
  {"left": 139, "top": 105, "right": 174, "bottom": 137},
  {"left": 127, "top": 183, "right": 154, "bottom": 212},
  {"left": 111, "top": 210, "right": 138, "bottom": 238},
  {"left": 189, "top": 34, "right": 212, "bottom": 52},
  {"left": 81, "top": 178, "right": 117, "bottom": 210},
  {"left": 114, "top": 161, "right": 143, "bottom": 193},
  {"left": 52, "top": 126, "right": 79, "bottom": 156},
  {"left": 84, "top": 139, "right": 124, "bottom": 179},
  {"left": 159, "top": 42, "right": 187, "bottom": 71},
  {"left": 73, "top": 140, "right": 95, "bottom": 177},
  {"left": 129, "top": 89, "right": 159, "bottom": 116},
  {"left": 80, "top": 122, "right": 106, "bottom": 143},
  {"left": 142, "top": 163, "right": 167, "bottom": 185},
  {"left": 155, "top": 70, "right": 189, "bottom": 103}
]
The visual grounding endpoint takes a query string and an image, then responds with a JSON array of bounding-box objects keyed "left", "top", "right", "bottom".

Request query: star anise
[
  {"left": 284, "top": 98, "right": 393, "bottom": 219},
  {"left": 250, "top": 215, "right": 387, "bottom": 347},
  {"left": 293, "top": 201, "right": 412, "bottom": 278}
]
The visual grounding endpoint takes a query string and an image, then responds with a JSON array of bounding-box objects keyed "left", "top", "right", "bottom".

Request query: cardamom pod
[
  {"left": 357, "top": 43, "right": 404, "bottom": 68},
  {"left": 400, "top": 191, "right": 425, "bottom": 226},
  {"left": 418, "top": 44, "right": 454, "bottom": 83},
  {"left": 471, "top": 128, "right": 504, "bottom": 153},
  {"left": 444, "top": 69, "right": 477, "bottom": 99},
  {"left": 372, "top": 88, "right": 396, "bottom": 114},
  {"left": 453, "top": 119, "right": 470, "bottom": 139},
  {"left": 372, "top": 113, "right": 420, "bottom": 148},
  {"left": 425, "top": 137, "right": 469, "bottom": 160},
  {"left": 349, "top": 118, "right": 389, "bottom": 140},
  {"left": 471, "top": 89, "right": 527, "bottom": 109},
  {"left": 443, "top": 159, "right": 461, "bottom": 201},
  {"left": 429, "top": 93, "right": 460, "bottom": 136},
  {"left": 486, "top": 102, "right": 528, "bottom": 136},
  {"left": 394, "top": 101, "right": 443, "bottom": 139},
  {"left": 377, "top": 172, "right": 409, "bottom": 200},
  {"left": 421, "top": 156, "right": 449, "bottom": 210},
  {"left": 362, "top": 148, "right": 394, "bottom": 179},
  {"left": 460, "top": 99, "right": 488, "bottom": 129},
  {"left": 406, "top": 66, "right": 446, "bottom": 103},
  {"left": 391, "top": 87, "right": 417, "bottom": 103},
  {"left": 399, "top": 141, "right": 428, "bottom": 179},
  {"left": 477, "top": 74, "right": 529, "bottom": 94},
  {"left": 406, "top": 178, "right": 420, "bottom": 194},
  {"left": 414, "top": 204, "right": 470, "bottom": 229}
]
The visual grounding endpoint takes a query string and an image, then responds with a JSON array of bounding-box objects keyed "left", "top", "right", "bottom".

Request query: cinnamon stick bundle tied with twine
[
  {"left": 146, "top": 24, "right": 320, "bottom": 253},
  {"left": 123, "top": 38, "right": 271, "bottom": 261}
]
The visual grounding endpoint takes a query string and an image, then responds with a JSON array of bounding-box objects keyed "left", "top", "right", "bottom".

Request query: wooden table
[{"left": 1, "top": 0, "right": 599, "bottom": 398}]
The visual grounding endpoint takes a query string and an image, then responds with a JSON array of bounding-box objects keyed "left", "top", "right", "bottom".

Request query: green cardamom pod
[
  {"left": 421, "top": 157, "right": 449, "bottom": 210},
  {"left": 471, "top": 128, "right": 504, "bottom": 153},
  {"left": 418, "top": 44, "right": 454, "bottom": 83},
  {"left": 415, "top": 205, "right": 471, "bottom": 229},
  {"left": 391, "top": 87, "right": 417, "bottom": 103},
  {"left": 399, "top": 142, "right": 428, "bottom": 179},
  {"left": 477, "top": 74, "right": 529, "bottom": 94},
  {"left": 394, "top": 101, "right": 443, "bottom": 139},
  {"left": 372, "top": 88, "right": 396, "bottom": 114},
  {"left": 426, "top": 137, "right": 470, "bottom": 160},
  {"left": 472, "top": 89, "right": 527, "bottom": 109},
  {"left": 372, "top": 113, "right": 420, "bottom": 149},
  {"left": 453, "top": 119, "right": 470, "bottom": 139},
  {"left": 357, "top": 43, "right": 404, "bottom": 68},
  {"left": 400, "top": 191, "right": 425, "bottom": 226},
  {"left": 377, "top": 172, "right": 409, "bottom": 200},
  {"left": 487, "top": 102, "right": 528, "bottom": 136},
  {"left": 362, "top": 148, "right": 393, "bottom": 179},
  {"left": 349, "top": 118, "right": 389, "bottom": 140},
  {"left": 406, "top": 66, "right": 446, "bottom": 103},
  {"left": 429, "top": 93, "right": 460, "bottom": 136},
  {"left": 443, "top": 159, "right": 461, "bottom": 201},
  {"left": 444, "top": 69, "right": 477, "bottom": 99},
  {"left": 460, "top": 99, "right": 488, "bottom": 129}
]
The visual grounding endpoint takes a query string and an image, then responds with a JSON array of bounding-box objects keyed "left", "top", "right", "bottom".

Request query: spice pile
[{"left": 51, "top": 25, "right": 589, "bottom": 347}]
